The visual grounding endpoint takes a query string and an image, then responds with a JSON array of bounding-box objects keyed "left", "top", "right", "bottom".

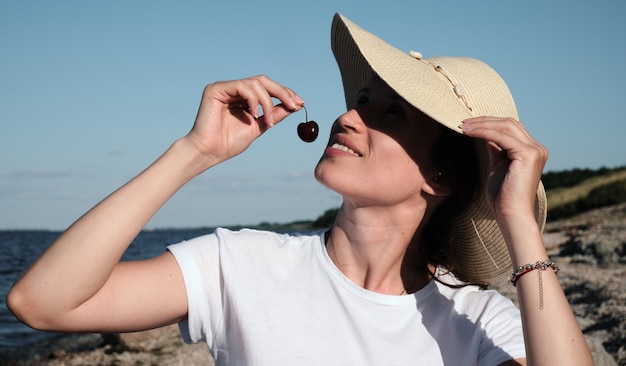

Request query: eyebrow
[
  {"left": 357, "top": 86, "right": 404, "bottom": 101},
  {"left": 356, "top": 87, "right": 410, "bottom": 104}
]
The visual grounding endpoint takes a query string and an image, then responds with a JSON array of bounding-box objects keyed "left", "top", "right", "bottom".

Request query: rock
[
  {"left": 545, "top": 203, "right": 626, "bottom": 365},
  {"left": 3, "top": 325, "right": 215, "bottom": 366},
  {"left": 489, "top": 203, "right": 626, "bottom": 365},
  {"left": 586, "top": 336, "right": 618, "bottom": 366}
]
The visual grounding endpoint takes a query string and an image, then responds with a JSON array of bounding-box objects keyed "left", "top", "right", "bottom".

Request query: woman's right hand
[{"left": 185, "top": 75, "right": 304, "bottom": 167}]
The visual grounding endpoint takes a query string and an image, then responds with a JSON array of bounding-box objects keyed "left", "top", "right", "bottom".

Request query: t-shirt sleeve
[
  {"left": 477, "top": 291, "right": 526, "bottom": 366},
  {"left": 167, "top": 232, "right": 223, "bottom": 345}
]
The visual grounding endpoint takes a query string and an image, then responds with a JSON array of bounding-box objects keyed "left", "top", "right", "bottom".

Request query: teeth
[{"left": 331, "top": 143, "right": 360, "bottom": 156}]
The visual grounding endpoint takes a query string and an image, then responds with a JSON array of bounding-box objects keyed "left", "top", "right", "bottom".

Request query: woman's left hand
[
  {"left": 460, "top": 116, "right": 548, "bottom": 229},
  {"left": 462, "top": 117, "right": 594, "bottom": 366}
]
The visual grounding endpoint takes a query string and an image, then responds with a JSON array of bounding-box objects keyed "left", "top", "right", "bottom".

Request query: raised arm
[
  {"left": 461, "top": 117, "right": 594, "bottom": 366},
  {"left": 7, "top": 75, "right": 304, "bottom": 333}
]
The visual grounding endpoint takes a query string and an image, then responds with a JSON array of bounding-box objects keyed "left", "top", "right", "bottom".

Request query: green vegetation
[
  {"left": 312, "top": 208, "right": 340, "bottom": 228},
  {"left": 245, "top": 208, "right": 339, "bottom": 232},
  {"left": 545, "top": 167, "right": 626, "bottom": 220},
  {"left": 547, "top": 176, "right": 626, "bottom": 221},
  {"left": 542, "top": 165, "right": 625, "bottom": 190}
]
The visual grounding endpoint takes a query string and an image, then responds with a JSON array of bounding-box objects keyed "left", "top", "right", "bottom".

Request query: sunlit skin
[
  {"left": 314, "top": 78, "right": 450, "bottom": 296},
  {"left": 315, "top": 79, "right": 445, "bottom": 210}
]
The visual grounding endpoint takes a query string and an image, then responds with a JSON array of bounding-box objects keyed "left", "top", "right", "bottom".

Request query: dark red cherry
[
  {"left": 297, "top": 105, "right": 318, "bottom": 143},
  {"left": 297, "top": 120, "right": 319, "bottom": 142}
]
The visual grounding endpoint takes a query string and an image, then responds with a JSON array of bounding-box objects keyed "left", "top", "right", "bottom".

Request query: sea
[{"left": 0, "top": 228, "right": 215, "bottom": 358}]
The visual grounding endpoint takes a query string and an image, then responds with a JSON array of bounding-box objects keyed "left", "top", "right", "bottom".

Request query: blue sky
[{"left": 1, "top": 0, "right": 625, "bottom": 230}]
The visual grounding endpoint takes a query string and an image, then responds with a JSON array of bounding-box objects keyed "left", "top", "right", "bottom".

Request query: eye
[
  {"left": 354, "top": 88, "right": 372, "bottom": 107},
  {"left": 385, "top": 104, "right": 403, "bottom": 117},
  {"left": 382, "top": 104, "right": 407, "bottom": 124},
  {"left": 355, "top": 94, "right": 369, "bottom": 106}
]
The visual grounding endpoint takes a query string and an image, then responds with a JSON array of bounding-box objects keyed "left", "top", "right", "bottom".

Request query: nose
[{"left": 335, "top": 108, "right": 367, "bottom": 133}]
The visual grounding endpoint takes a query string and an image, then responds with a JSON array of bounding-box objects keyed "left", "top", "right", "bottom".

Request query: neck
[{"left": 325, "top": 203, "right": 432, "bottom": 295}]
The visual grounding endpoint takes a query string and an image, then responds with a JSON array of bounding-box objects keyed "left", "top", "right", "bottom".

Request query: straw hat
[{"left": 330, "top": 13, "right": 547, "bottom": 284}]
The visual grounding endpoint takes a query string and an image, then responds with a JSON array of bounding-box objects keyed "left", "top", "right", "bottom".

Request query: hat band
[{"left": 408, "top": 50, "right": 473, "bottom": 113}]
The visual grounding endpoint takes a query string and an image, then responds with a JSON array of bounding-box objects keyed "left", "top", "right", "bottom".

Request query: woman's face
[{"left": 314, "top": 78, "right": 443, "bottom": 208}]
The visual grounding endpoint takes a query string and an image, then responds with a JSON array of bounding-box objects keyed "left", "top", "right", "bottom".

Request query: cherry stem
[{"left": 302, "top": 105, "right": 308, "bottom": 121}]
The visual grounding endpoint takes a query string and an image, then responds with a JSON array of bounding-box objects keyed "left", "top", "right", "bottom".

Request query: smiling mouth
[{"left": 330, "top": 142, "right": 362, "bottom": 157}]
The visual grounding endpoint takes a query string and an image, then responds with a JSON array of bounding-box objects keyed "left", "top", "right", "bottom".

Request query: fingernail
[
  {"left": 267, "top": 113, "right": 275, "bottom": 126},
  {"left": 459, "top": 121, "right": 472, "bottom": 131},
  {"left": 289, "top": 97, "right": 298, "bottom": 111}
]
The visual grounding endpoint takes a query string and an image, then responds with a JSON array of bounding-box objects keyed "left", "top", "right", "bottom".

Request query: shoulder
[
  {"left": 168, "top": 228, "right": 326, "bottom": 267},
  {"left": 168, "top": 227, "right": 323, "bottom": 250},
  {"left": 180, "top": 228, "right": 326, "bottom": 262},
  {"left": 213, "top": 227, "right": 324, "bottom": 248}
]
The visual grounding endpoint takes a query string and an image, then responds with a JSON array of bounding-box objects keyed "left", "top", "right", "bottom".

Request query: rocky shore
[
  {"left": 0, "top": 325, "right": 214, "bottom": 366},
  {"left": 2, "top": 204, "right": 624, "bottom": 365},
  {"left": 546, "top": 203, "right": 625, "bottom": 365},
  {"left": 492, "top": 202, "right": 626, "bottom": 366}
]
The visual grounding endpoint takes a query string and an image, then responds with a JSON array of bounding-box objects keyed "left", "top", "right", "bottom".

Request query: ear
[{"left": 422, "top": 172, "right": 453, "bottom": 197}]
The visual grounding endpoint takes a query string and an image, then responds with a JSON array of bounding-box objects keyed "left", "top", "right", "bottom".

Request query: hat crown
[{"left": 331, "top": 13, "right": 518, "bottom": 133}]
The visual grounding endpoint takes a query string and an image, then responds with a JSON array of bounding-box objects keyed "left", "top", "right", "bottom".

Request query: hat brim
[{"left": 330, "top": 13, "right": 547, "bottom": 284}]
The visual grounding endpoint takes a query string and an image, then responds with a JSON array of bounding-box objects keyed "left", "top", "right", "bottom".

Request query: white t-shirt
[{"left": 168, "top": 228, "right": 525, "bottom": 366}]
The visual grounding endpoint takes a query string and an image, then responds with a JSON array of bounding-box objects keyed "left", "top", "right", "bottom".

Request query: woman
[{"left": 8, "top": 13, "right": 592, "bottom": 365}]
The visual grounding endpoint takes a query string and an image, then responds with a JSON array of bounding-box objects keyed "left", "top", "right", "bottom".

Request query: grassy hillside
[
  {"left": 546, "top": 169, "right": 626, "bottom": 210},
  {"left": 546, "top": 168, "right": 626, "bottom": 221}
]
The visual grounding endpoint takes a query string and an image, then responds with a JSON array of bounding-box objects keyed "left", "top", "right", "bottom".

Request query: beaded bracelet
[
  {"left": 509, "top": 260, "right": 559, "bottom": 286},
  {"left": 509, "top": 260, "right": 560, "bottom": 310}
]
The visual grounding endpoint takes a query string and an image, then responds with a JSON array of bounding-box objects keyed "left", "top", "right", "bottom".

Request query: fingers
[
  {"left": 253, "top": 76, "right": 303, "bottom": 127},
  {"left": 461, "top": 116, "right": 548, "bottom": 220},
  {"left": 215, "top": 75, "right": 304, "bottom": 127},
  {"left": 460, "top": 116, "right": 548, "bottom": 165},
  {"left": 188, "top": 75, "right": 305, "bottom": 161},
  {"left": 461, "top": 117, "right": 528, "bottom": 147}
]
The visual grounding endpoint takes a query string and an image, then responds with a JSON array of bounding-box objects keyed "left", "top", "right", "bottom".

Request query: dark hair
[{"left": 419, "top": 123, "right": 483, "bottom": 287}]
